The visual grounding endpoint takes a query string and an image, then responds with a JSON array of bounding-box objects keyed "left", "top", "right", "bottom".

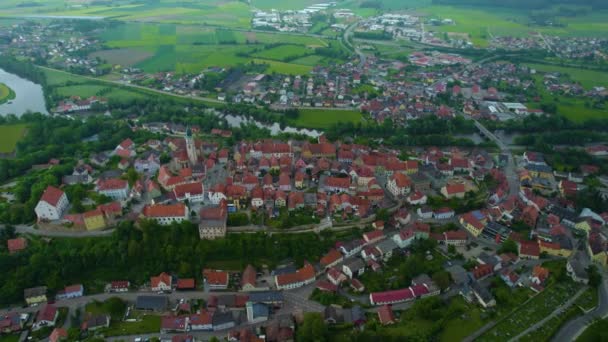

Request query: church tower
[{"left": 185, "top": 127, "right": 198, "bottom": 165}]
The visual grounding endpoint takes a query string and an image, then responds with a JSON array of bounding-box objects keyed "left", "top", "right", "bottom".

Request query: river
[
  {"left": 208, "top": 109, "right": 322, "bottom": 138},
  {"left": 0, "top": 69, "right": 48, "bottom": 116}
]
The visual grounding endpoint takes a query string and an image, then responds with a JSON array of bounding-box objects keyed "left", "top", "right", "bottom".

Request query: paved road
[
  {"left": 0, "top": 223, "right": 115, "bottom": 238},
  {"left": 343, "top": 21, "right": 366, "bottom": 71},
  {"left": 509, "top": 286, "right": 588, "bottom": 341},
  {"left": 552, "top": 278, "right": 608, "bottom": 341}
]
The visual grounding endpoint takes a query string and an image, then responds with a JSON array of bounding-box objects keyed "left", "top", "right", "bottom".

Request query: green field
[
  {"left": 0, "top": 124, "right": 27, "bottom": 154},
  {"left": 577, "top": 318, "right": 608, "bottom": 341},
  {"left": 97, "top": 22, "right": 335, "bottom": 73},
  {"left": 291, "top": 108, "right": 363, "bottom": 129},
  {"left": 100, "top": 314, "right": 161, "bottom": 337},
  {"left": 526, "top": 63, "right": 608, "bottom": 89},
  {"left": 0, "top": 83, "right": 16, "bottom": 105},
  {"left": 252, "top": 59, "right": 313, "bottom": 75}
]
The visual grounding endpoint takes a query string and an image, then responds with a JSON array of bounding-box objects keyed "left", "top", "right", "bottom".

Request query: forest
[{"left": 0, "top": 220, "right": 359, "bottom": 305}]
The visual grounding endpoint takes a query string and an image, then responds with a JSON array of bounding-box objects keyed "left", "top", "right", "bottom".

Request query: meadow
[
  {"left": 0, "top": 124, "right": 27, "bottom": 154},
  {"left": 291, "top": 109, "right": 363, "bottom": 129},
  {"left": 94, "top": 22, "right": 338, "bottom": 75},
  {"left": 0, "top": 83, "right": 16, "bottom": 105},
  {"left": 525, "top": 63, "right": 608, "bottom": 89}
]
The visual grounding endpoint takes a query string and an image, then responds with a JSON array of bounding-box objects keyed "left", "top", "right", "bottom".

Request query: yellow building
[
  {"left": 84, "top": 209, "right": 106, "bottom": 231},
  {"left": 539, "top": 241, "right": 572, "bottom": 258},
  {"left": 574, "top": 219, "right": 592, "bottom": 234},
  {"left": 24, "top": 286, "right": 47, "bottom": 306}
]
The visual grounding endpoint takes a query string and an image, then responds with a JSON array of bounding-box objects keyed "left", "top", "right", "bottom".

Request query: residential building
[
  {"left": 151, "top": 272, "right": 172, "bottom": 292},
  {"left": 56, "top": 284, "right": 83, "bottom": 300},
  {"left": 198, "top": 204, "right": 228, "bottom": 240},
  {"left": 83, "top": 208, "right": 106, "bottom": 231},
  {"left": 34, "top": 305, "right": 58, "bottom": 330},
  {"left": 35, "top": 186, "right": 69, "bottom": 221},
  {"left": 203, "top": 269, "right": 230, "bottom": 290},
  {"left": 342, "top": 259, "right": 365, "bottom": 279},
  {"left": 24, "top": 286, "right": 47, "bottom": 306},
  {"left": 275, "top": 262, "right": 316, "bottom": 290},
  {"left": 142, "top": 203, "right": 189, "bottom": 225},
  {"left": 96, "top": 178, "right": 130, "bottom": 201}
]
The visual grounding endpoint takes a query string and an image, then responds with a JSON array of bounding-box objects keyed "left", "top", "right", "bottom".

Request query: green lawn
[
  {"left": 440, "top": 300, "right": 486, "bottom": 342},
  {"left": 0, "top": 334, "right": 20, "bottom": 342},
  {"left": 252, "top": 59, "right": 313, "bottom": 76},
  {"left": 291, "top": 108, "right": 363, "bottom": 129},
  {"left": 575, "top": 287, "right": 598, "bottom": 312},
  {"left": 100, "top": 314, "right": 161, "bottom": 337},
  {"left": 253, "top": 44, "right": 313, "bottom": 61},
  {"left": 0, "top": 124, "right": 27, "bottom": 154},
  {"left": 520, "top": 305, "right": 583, "bottom": 342},
  {"left": 0, "top": 83, "right": 16, "bottom": 105},
  {"left": 577, "top": 318, "right": 608, "bottom": 341}
]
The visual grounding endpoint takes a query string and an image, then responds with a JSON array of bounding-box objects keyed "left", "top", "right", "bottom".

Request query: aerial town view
[{"left": 0, "top": 0, "right": 607, "bottom": 341}]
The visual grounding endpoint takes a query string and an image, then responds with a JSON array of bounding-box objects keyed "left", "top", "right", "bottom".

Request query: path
[
  {"left": 509, "top": 286, "right": 588, "bottom": 341},
  {"left": 552, "top": 278, "right": 608, "bottom": 341},
  {"left": 0, "top": 223, "right": 115, "bottom": 237}
]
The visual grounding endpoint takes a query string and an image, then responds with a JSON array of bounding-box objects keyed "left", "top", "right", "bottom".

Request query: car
[{"left": 134, "top": 338, "right": 142, "bottom": 342}]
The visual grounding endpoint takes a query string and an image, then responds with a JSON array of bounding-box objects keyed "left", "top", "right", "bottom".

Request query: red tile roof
[
  {"left": 7, "top": 238, "right": 27, "bottom": 253},
  {"left": 391, "top": 173, "right": 411, "bottom": 188},
  {"left": 370, "top": 288, "right": 414, "bottom": 305},
  {"left": 37, "top": 304, "right": 57, "bottom": 323},
  {"left": 519, "top": 241, "right": 540, "bottom": 257},
  {"left": 377, "top": 305, "right": 396, "bottom": 325},
  {"left": 320, "top": 249, "right": 343, "bottom": 268},
  {"left": 325, "top": 177, "right": 350, "bottom": 189},
  {"left": 445, "top": 183, "right": 466, "bottom": 195},
  {"left": 40, "top": 186, "right": 65, "bottom": 207},
  {"left": 173, "top": 182, "right": 204, "bottom": 198},
  {"left": 472, "top": 264, "right": 494, "bottom": 279},
  {"left": 203, "top": 269, "right": 229, "bottom": 286},
  {"left": 176, "top": 279, "right": 195, "bottom": 290},
  {"left": 151, "top": 272, "right": 172, "bottom": 288},
  {"left": 97, "top": 178, "right": 128, "bottom": 191},
  {"left": 241, "top": 265, "right": 256, "bottom": 288},
  {"left": 276, "top": 262, "right": 315, "bottom": 287},
  {"left": 143, "top": 203, "right": 187, "bottom": 218}
]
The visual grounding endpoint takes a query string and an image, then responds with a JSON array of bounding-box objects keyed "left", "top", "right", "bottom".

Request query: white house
[
  {"left": 151, "top": 272, "right": 172, "bottom": 292},
  {"left": 142, "top": 204, "right": 189, "bottom": 225},
  {"left": 392, "top": 229, "right": 415, "bottom": 248},
  {"left": 387, "top": 173, "right": 411, "bottom": 197},
  {"left": 342, "top": 259, "right": 365, "bottom": 279},
  {"left": 96, "top": 179, "right": 130, "bottom": 201},
  {"left": 173, "top": 182, "right": 205, "bottom": 203},
  {"left": 274, "top": 263, "right": 315, "bottom": 290},
  {"left": 35, "top": 186, "right": 69, "bottom": 221}
]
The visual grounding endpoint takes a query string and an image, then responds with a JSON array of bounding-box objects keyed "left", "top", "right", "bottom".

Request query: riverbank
[{"left": 0, "top": 82, "right": 15, "bottom": 105}]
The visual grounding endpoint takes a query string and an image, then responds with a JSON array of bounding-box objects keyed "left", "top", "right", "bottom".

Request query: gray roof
[
  {"left": 135, "top": 296, "right": 168, "bottom": 311},
  {"left": 247, "top": 291, "right": 284, "bottom": 303},
  {"left": 24, "top": 286, "right": 47, "bottom": 298},
  {"left": 375, "top": 239, "right": 398, "bottom": 253},
  {"left": 251, "top": 303, "right": 269, "bottom": 318},
  {"left": 446, "top": 265, "right": 468, "bottom": 285},
  {"left": 344, "top": 258, "right": 365, "bottom": 271},
  {"left": 212, "top": 311, "right": 235, "bottom": 326}
]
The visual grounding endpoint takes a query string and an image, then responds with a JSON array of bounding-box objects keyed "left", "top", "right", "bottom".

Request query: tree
[
  {"left": 587, "top": 265, "right": 602, "bottom": 288},
  {"left": 497, "top": 239, "right": 519, "bottom": 255},
  {"left": 432, "top": 270, "right": 451, "bottom": 291},
  {"left": 297, "top": 312, "right": 328, "bottom": 342}
]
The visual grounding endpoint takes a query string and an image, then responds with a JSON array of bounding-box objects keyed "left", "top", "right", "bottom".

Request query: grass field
[
  {"left": 100, "top": 314, "right": 161, "bottom": 337},
  {"left": 526, "top": 63, "right": 608, "bottom": 89},
  {"left": 97, "top": 22, "right": 335, "bottom": 73},
  {"left": 0, "top": 124, "right": 27, "bottom": 154},
  {"left": 0, "top": 83, "right": 16, "bottom": 105},
  {"left": 252, "top": 59, "right": 313, "bottom": 76},
  {"left": 291, "top": 108, "right": 363, "bottom": 129}
]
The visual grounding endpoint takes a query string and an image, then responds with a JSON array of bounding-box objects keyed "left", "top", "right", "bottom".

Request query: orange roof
[
  {"left": 533, "top": 265, "right": 549, "bottom": 281},
  {"left": 143, "top": 203, "right": 187, "bottom": 218},
  {"left": 203, "top": 269, "right": 229, "bottom": 286},
  {"left": 446, "top": 183, "right": 466, "bottom": 195},
  {"left": 83, "top": 208, "right": 104, "bottom": 219},
  {"left": 276, "top": 262, "right": 315, "bottom": 286},
  {"left": 173, "top": 182, "right": 204, "bottom": 198},
  {"left": 176, "top": 278, "right": 195, "bottom": 289},
  {"left": 320, "top": 249, "right": 343, "bottom": 267},
  {"left": 97, "top": 178, "right": 128, "bottom": 191},
  {"left": 7, "top": 238, "right": 27, "bottom": 253},
  {"left": 241, "top": 265, "right": 257, "bottom": 288},
  {"left": 151, "top": 272, "right": 172, "bottom": 288},
  {"left": 392, "top": 173, "right": 411, "bottom": 188},
  {"left": 40, "top": 186, "right": 65, "bottom": 206}
]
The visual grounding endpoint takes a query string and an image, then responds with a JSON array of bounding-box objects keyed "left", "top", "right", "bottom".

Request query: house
[
  {"left": 84, "top": 208, "right": 106, "bottom": 231},
  {"left": 375, "top": 239, "right": 398, "bottom": 261},
  {"left": 142, "top": 203, "right": 189, "bottom": 225},
  {"left": 49, "top": 328, "right": 67, "bottom": 342},
  {"left": 324, "top": 177, "right": 351, "bottom": 193},
  {"left": 441, "top": 183, "right": 466, "bottom": 199},
  {"left": 96, "top": 178, "right": 130, "bottom": 201},
  {"left": 56, "top": 284, "right": 83, "bottom": 300},
  {"left": 241, "top": 265, "right": 257, "bottom": 291},
  {"left": 460, "top": 213, "right": 485, "bottom": 237},
  {"left": 320, "top": 249, "right": 344, "bottom": 270},
  {"left": 107, "top": 281, "right": 130, "bottom": 293},
  {"left": 406, "top": 191, "right": 427, "bottom": 205},
  {"left": 369, "top": 287, "right": 420, "bottom": 306},
  {"left": 114, "top": 138, "right": 135, "bottom": 157},
  {"left": 199, "top": 203, "right": 228, "bottom": 240},
  {"left": 470, "top": 282, "right": 495, "bottom": 308},
  {"left": 82, "top": 315, "right": 110, "bottom": 331},
  {"left": 327, "top": 267, "right": 348, "bottom": 285},
  {"left": 203, "top": 269, "right": 230, "bottom": 290},
  {"left": 176, "top": 279, "right": 195, "bottom": 291},
  {"left": 530, "top": 265, "right": 549, "bottom": 285},
  {"left": 7, "top": 238, "right": 27, "bottom": 254},
  {"left": 500, "top": 269, "right": 520, "bottom": 288},
  {"left": 0, "top": 312, "right": 25, "bottom": 334},
  {"left": 387, "top": 173, "right": 411, "bottom": 197},
  {"left": 173, "top": 182, "right": 205, "bottom": 203},
  {"left": 24, "top": 286, "right": 47, "bottom": 306},
  {"left": 135, "top": 296, "right": 168, "bottom": 311},
  {"left": 34, "top": 305, "right": 58, "bottom": 330},
  {"left": 35, "top": 186, "right": 69, "bottom": 221},
  {"left": 212, "top": 311, "right": 236, "bottom": 331},
  {"left": 189, "top": 311, "right": 212, "bottom": 331},
  {"left": 377, "top": 305, "right": 396, "bottom": 325},
  {"left": 518, "top": 241, "right": 540, "bottom": 260},
  {"left": 151, "top": 272, "right": 172, "bottom": 292},
  {"left": 247, "top": 291, "right": 284, "bottom": 307},
  {"left": 363, "top": 230, "right": 385, "bottom": 245},
  {"left": 567, "top": 252, "right": 589, "bottom": 284},
  {"left": 393, "top": 228, "right": 415, "bottom": 248},
  {"left": 274, "top": 262, "right": 316, "bottom": 290},
  {"left": 338, "top": 239, "right": 364, "bottom": 257},
  {"left": 442, "top": 230, "right": 468, "bottom": 246},
  {"left": 342, "top": 259, "right": 365, "bottom": 279},
  {"left": 246, "top": 302, "right": 269, "bottom": 323},
  {"left": 161, "top": 315, "right": 188, "bottom": 333},
  {"left": 434, "top": 207, "right": 455, "bottom": 220}
]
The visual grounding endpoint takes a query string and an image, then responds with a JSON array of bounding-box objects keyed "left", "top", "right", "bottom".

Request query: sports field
[
  {"left": 291, "top": 109, "right": 363, "bottom": 129},
  {"left": 0, "top": 124, "right": 27, "bottom": 154},
  {"left": 0, "top": 83, "right": 16, "bottom": 105}
]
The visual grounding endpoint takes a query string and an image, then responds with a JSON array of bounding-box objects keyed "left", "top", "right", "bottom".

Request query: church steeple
[{"left": 185, "top": 125, "right": 197, "bottom": 165}]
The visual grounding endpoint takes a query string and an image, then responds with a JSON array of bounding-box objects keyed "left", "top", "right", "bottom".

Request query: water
[
  {"left": 208, "top": 109, "right": 322, "bottom": 138},
  {"left": 0, "top": 69, "right": 48, "bottom": 116}
]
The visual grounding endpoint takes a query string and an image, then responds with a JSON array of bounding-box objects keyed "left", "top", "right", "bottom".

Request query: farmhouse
[{"left": 35, "top": 186, "right": 69, "bottom": 221}]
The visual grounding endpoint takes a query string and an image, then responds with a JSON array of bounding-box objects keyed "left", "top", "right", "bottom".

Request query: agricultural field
[
  {"left": 0, "top": 0, "right": 252, "bottom": 28},
  {"left": 252, "top": 59, "right": 313, "bottom": 76},
  {"left": 0, "top": 124, "right": 27, "bottom": 154},
  {"left": 526, "top": 63, "right": 608, "bottom": 89},
  {"left": 291, "top": 108, "right": 363, "bottom": 129},
  {"left": 0, "top": 83, "right": 16, "bottom": 105},
  {"left": 95, "top": 22, "right": 338, "bottom": 74}
]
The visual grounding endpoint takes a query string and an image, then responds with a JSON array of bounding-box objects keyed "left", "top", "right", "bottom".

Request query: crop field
[
  {"left": 0, "top": 124, "right": 27, "bottom": 154},
  {"left": 96, "top": 22, "right": 337, "bottom": 73},
  {"left": 526, "top": 63, "right": 608, "bottom": 89},
  {"left": 89, "top": 49, "right": 154, "bottom": 67},
  {"left": 291, "top": 109, "right": 363, "bottom": 129},
  {"left": 252, "top": 44, "right": 313, "bottom": 61}
]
